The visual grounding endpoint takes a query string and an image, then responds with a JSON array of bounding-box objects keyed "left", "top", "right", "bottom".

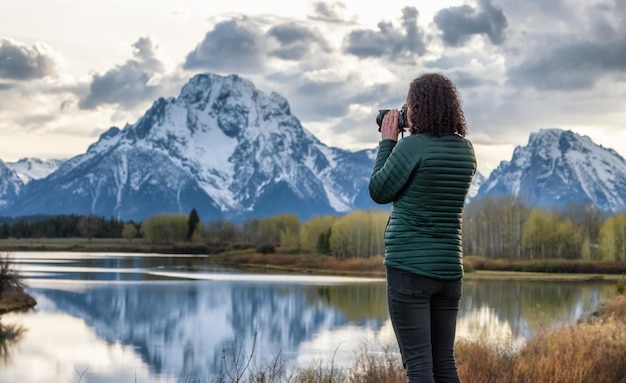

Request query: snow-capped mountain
[
  {"left": 3, "top": 74, "right": 622, "bottom": 222},
  {"left": 467, "top": 170, "right": 485, "bottom": 201},
  {"left": 0, "top": 73, "right": 378, "bottom": 221},
  {"left": 0, "top": 160, "right": 23, "bottom": 209},
  {"left": 476, "top": 129, "right": 626, "bottom": 213},
  {"left": 6, "top": 157, "right": 65, "bottom": 184}
]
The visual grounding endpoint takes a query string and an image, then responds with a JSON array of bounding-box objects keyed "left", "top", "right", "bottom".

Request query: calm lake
[{"left": 0, "top": 252, "right": 616, "bottom": 383}]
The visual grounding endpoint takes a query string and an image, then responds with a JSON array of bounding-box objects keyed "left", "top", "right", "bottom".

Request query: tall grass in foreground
[
  {"left": 457, "top": 309, "right": 626, "bottom": 382},
  {"left": 207, "top": 295, "right": 626, "bottom": 383},
  {"left": 458, "top": 295, "right": 626, "bottom": 383},
  {"left": 211, "top": 338, "right": 404, "bottom": 383}
]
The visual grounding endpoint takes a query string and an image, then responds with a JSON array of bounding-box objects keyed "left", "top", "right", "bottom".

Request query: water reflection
[
  {"left": 310, "top": 284, "right": 389, "bottom": 322},
  {"left": 0, "top": 252, "right": 616, "bottom": 382},
  {"left": 9, "top": 280, "right": 389, "bottom": 382},
  {"left": 460, "top": 279, "right": 609, "bottom": 339},
  {"left": 0, "top": 319, "right": 25, "bottom": 364},
  {"left": 0, "top": 309, "right": 168, "bottom": 383}
]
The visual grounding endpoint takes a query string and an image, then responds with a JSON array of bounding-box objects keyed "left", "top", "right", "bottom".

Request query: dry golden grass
[
  {"left": 603, "top": 294, "right": 626, "bottom": 320},
  {"left": 345, "top": 343, "right": 404, "bottom": 383},
  {"left": 456, "top": 339, "right": 516, "bottom": 383},
  {"left": 456, "top": 294, "right": 626, "bottom": 383},
  {"left": 510, "top": 320, "right": 626, "bottom": 383}
]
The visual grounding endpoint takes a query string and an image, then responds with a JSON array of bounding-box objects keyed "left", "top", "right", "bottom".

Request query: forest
[{"left": 1, "top": 196, "right": 626, "bottom": 262}]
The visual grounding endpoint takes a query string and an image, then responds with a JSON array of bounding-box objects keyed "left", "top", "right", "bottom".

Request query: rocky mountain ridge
[
  {"left": 0, "top": 73, "right": 378, "bottom": 221},
  {"left": 1, "top": 73, "right": 624, "bottom": 221},
  {"left": 476, "top": 129, "right": 626, "bottom": 213}
]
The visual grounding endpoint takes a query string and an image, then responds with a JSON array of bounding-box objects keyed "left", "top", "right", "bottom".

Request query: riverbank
[
  {"left": 208, "top": 251, "right": 625, "bottom": 282},
  {"left": 0, "top": 290, "right": 37, "bottom": 314},
  {"left": 235, "top": 258, "right": 624, "bottom": 281},
  {"left": 2, "top": 237, "right": 625, "bottom": 282},
  {"left": 0, "top": 237, "right": 199, "bottom": 254},
  {"left": 0, "top": 250, "right": 38, "bottom": 314}
]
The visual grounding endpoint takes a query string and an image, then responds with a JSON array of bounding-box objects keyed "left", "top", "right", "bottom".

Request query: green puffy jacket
[{"left": 369, "top": 133, "right": 476, "bottom": 280}]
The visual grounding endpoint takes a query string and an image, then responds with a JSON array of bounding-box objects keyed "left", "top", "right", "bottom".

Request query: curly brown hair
[{"left": 406, "top": 73, "right": 467, "bottom": 137}]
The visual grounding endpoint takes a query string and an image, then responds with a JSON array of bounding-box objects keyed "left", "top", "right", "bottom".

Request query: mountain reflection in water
[{"left": 0, "top": 252, "right": 615, "bottom": 383}]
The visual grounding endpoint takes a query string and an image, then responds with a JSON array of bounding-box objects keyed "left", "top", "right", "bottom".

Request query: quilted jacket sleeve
[{"left": 369, "top": 136, "right": 426, "bottom": 204}]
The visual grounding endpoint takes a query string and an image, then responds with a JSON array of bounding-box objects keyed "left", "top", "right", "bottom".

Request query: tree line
[
  {"left": 140, "top": 209, "right": 389, "bottom": 258},
  {"left": 1, "top": 197, "right": 625, "bottom": 261},
  {"left": 0, "top": 214, "right": 128, "bottom": 240},
  {"left": 463, "top": 196, "right": 626, "bottom": 261}
]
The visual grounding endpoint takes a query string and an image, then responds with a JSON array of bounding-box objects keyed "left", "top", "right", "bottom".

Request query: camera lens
[
  {"left": 376, "top": 107, "right": 406, "bottom": 132},
  {"left": 376, "top": 109, "right": 390, "bottom": 131}
]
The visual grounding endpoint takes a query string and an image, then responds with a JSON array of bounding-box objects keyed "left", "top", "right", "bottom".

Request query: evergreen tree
[
  {"left": 317, "top": 228, "right": 332, "bottom": 255},
  {"left": 77, "top": 215, "right": 102, "bottom": 241},
  {"left": 187, "top": 209, "right": 201, "bottom": 241}
]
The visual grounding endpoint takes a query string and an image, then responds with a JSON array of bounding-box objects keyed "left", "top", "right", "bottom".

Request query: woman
[{"left": 369, "top": 73, "right": 476, "bottom": 383}]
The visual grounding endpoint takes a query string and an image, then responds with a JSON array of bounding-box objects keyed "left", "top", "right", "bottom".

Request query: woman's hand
[{"left": 381, "top": 109, "right": 400, "bottom": 141}]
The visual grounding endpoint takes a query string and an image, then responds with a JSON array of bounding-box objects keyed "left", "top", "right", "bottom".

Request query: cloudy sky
[{"left": 1, "top": 0, "right": 625, "bottom": 176}]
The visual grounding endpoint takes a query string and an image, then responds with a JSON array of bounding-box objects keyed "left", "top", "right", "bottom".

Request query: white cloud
[
  {"left": 0, "top": 0, "right": 625, "bottom": 177},
  {"left": 0, "top": 37, "right": 61, "bottom": 80}
]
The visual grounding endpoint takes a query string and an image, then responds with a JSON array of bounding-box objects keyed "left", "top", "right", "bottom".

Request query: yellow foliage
[{"left": 599, "top": 213, "right": 626, "bottom": 261}]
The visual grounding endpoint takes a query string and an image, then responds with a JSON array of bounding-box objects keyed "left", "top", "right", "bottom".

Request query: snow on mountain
[
  {"left": 0, "top": 73, "right": 377, "bottom": 221},
  {"left": 6, "top": 157, "right": 65, "bottom": 184},
  {"left": 0, "top": 160, "right": 23, "bottom": 209},
  {"left": 4, "top": 75, "right": 623, "bottom": 221},
  {"left": 467, "top": 170, "right": 485, "bottom": 201},
  {"left": 476, "top": 129, "right": 626, "bottom": 213}
]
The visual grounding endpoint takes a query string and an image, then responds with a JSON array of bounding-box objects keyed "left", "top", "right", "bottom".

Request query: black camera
[{"left": 376, "top": 104, "right": 407, "bottom": 132}]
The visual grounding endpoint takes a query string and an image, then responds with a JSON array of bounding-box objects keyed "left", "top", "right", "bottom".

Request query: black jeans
[{"left": 386, "top": 266, "right": 462, "bottom": 383}]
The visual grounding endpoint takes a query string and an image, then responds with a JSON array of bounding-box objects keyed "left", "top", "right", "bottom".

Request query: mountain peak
[
  {"left": 0, "top": 72, "right": 376, "bottom": 221},
  {"left": 5, "top": 157, "right": 65, "bottom": 185},
  {"left": 177, "top": 72, "right": 293, "bottom": 138},
  {"left": 0, "top": 160, "right": 23, "bottom": 208},
  {"left": 478, "top": 128, "right": 626, "bottom": 213},
  {"left": 3, "top": 74, "right": 625, "bottom": 220}
]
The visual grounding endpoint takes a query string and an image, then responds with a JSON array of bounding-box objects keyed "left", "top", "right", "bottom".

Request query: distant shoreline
[
  {"left": 2, "top": 238, "right": 623, "bottom": 284},
  {"left": 238, "top": 262, "right": 622, "bottom": 282},
  {"left": 0, "top": 237, "right": 195, "bottom": 255}
]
